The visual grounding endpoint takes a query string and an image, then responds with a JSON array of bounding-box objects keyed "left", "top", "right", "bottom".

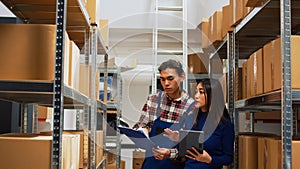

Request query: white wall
[{"left": 100, "top": 0, "right": 229, "bottom": 29}]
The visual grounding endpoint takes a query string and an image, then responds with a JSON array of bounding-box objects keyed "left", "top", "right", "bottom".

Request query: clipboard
[
  {"left": 117, "top": 126, "right": 156, "bottom": 150},
  {"left": 178, "top": 130, "right": 204, "bottom": 157}
]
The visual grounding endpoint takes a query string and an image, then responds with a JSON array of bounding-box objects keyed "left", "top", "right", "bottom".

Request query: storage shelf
[
  {"left": 205, "top": 0, "right": 300, "bottom": 60},
  {"left": 0, "top": 80, "right": 106, "bottom": 109},
  {"left": 96, "top": 158, "right": 106, "bottom": 169},
  {"left": 235, "top": 90, "right": 300, "bottom": 111},
  {"left": 1, "top": 0, "right": 107, "bottom": 54}
]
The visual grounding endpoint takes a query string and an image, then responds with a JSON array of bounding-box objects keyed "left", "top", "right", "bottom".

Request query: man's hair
[{"left": 158, "top": 59, "right": 184, "bottom": 75}]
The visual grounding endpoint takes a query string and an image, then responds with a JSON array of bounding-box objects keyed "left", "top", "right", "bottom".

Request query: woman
[{"left": 153, "top": 78, "right": 234, "bottom": 169}]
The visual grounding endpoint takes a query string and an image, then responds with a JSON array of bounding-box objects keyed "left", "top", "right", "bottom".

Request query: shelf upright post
[
  {"left": 83, "top": 27, "right": 91, "bottom": 169},
  {"left": 89, "top": 25, "right": 98, "bottom": 169},
  {"left": 280, "top": 0, "right": 292, "bottom": 168},
  {"left": 116, "top": 68, "right": 122, "bottom": 169},
  {"left": 51, "top": 0, "right": 67, "bottom": 168},
  {"left": 227, "top": 31, "right": 238, "bottom": 169}
]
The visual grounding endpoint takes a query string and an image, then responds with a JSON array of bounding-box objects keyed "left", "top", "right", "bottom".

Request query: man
[{"left": 133, "top": 59, "right": 195, "bottom": 169}]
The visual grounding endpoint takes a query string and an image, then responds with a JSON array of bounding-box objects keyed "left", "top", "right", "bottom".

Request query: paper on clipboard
[{"left": 117, "top": 126, "right": 156, "bottom": 150}]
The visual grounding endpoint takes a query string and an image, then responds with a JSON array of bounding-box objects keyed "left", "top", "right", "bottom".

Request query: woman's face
[{"left": 194, "top": 82, "right": 208, "bottom": 112}]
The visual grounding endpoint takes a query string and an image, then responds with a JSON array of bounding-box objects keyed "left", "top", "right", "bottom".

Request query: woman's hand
[
  {"left": 185, "top": 147, "right": 212, "bottom": 164},
  {"left": 152, "top": 147, "right": 171, "bottom": 160},
  {"left": 163, "top": 128, "right": 179, "bottom": 142}
]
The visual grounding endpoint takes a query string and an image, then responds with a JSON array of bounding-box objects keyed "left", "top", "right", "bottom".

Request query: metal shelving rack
[
  {"left": 203, "top": 0, "right": 299, "bottom": 168},
  {"left": 0, "top": 0, "right": 109, "bottom": 168}
]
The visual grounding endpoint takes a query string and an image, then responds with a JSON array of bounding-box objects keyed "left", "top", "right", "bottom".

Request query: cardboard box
[
  {"left": 254, "top": 49, "right": 263, "bottom": 95},
  {"left": 243, "top": 0, "right": 254, "bottom": 17},
  {"left": 209, "top": 11, "right": 223, "bottom": 43},
  {"left": 258, "top": 137, "right": 281, "bottom": 169},
  {"left": 0, "top": 24, "right": 56, "bottom": 81},
  {"left": 263, "top": 41, "right": 273, "bottom": 93},
  {"left": 234, "top": 0, "right": 245, "bottom": 25},
  {"left": 38, "top": 105, "right": 48, "bottom": 120},
  {"left": 85, "top": 0, "right": 96, "bottom": 24},
  {"left": 0, "top": 133, "right": 80, "bottom": 169},
  {"left": 222, "top": 5, "right": 234, "bottom": 38},
  {"left": 292, "top": 141, "right": 300, "bottom": 169},
  {"left": 96, "top": 130, "right": 104, "bottom": 166},
  {"left": 133, "top": 149, "right": 145, "bottom": 169},
  {"left": 106, "top": 160, "right": 125, "bottom": 169},
  {"left": 0, "top": 134, "right": 52, "bottom": 169},
  {"left": 68, "top": 41, "right": 80, "bottom": 89},
  {"left": 201, "top": 18, "right": 210, "bottom": 49},
  {"left": 238, "top": 135, "right": 258, "bottom": 169},
  {"left": 273, "top": 36, "right": 300, "bottom": 90},
  {"left": 187, "top": 53, "right": 209, "bottom": 74},
  {"left": 245, "top": 0, "right": 268, "bottom": 7},
  {"left": 79, "top": 64, "right": 91, "bottom": 97},
  {"left": 242, "top": 61, "right": 248, "bottom": 99},
  {"left": 247, "top": 54, "right": 254, "bottom": 97},
  {"left": 99, "top": 19, "right": 109, "bottom": 47}
]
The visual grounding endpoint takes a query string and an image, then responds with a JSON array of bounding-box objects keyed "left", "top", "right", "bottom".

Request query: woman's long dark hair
[{"left": 194, "top": 78, "right": 230, "bottom": 128}]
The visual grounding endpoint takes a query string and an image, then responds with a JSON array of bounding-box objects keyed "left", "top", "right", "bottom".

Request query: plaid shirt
[{"left": 134, "top": 91, "right": 195, "bottom": 129}]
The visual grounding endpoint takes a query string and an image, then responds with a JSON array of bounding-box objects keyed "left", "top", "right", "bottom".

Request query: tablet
[{"left": 178, "top": 130, "right": 204, "bottom": 157}]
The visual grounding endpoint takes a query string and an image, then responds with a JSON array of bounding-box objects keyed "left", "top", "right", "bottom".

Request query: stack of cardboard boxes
[{"left": 239, "top": 133, "right": 300, "bottom": 169}]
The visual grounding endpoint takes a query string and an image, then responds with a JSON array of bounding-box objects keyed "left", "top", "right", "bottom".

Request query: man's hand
[
  {"left": 163, "top": 128, "right": 179, "bottom": 142},
  {"left": 152, "top": 147, "right": 171, "bottom": 160}
]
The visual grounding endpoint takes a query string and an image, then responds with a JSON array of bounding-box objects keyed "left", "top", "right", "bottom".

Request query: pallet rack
[
  {"left": 204, "top": 0, "right": 299, "bottom": 168},
  {"left": 0, "top": 0, "right": 109, "bottom": 168}
]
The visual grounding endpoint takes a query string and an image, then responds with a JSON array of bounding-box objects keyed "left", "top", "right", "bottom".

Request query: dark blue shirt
[{"left": 184, "top": 112, "right": 234, "bottom": 169}]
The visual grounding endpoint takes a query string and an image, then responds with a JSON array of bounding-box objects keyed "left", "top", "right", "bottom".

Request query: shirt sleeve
[
  {"left": 210, "top": 121, "right": 235, "bottom": 166},
  {"left": 133, "top": 95, "right": 157, "bottom": 129}
]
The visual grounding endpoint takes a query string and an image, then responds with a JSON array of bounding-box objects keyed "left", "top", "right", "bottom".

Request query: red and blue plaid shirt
[{"left": 135, "top": 91, "right": 195, "bottom": 129}]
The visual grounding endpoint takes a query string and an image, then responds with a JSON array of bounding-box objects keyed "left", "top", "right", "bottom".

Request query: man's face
[{"left": 159, "top": 68, "right": 184, "bottom": 98}]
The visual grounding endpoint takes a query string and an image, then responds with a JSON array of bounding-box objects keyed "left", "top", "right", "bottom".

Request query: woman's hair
[
  {"left": 158, "top": 59, "right": 184, "bottom": 76},
  {"left": 194, "top": 78, "right": 230, "bottom": 127}
]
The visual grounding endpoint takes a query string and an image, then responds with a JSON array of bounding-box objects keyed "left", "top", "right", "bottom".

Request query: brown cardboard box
[
  {"left": 222, "top": 5, "right": 234, "bottom": 38},
  {"left": 86, "top": 0, "right": 96, "bottom": 24},
  {"left": 245, "top": 0, "right": 268, "bottom": 7},
  {"left": 106, "top": 160, "right": 125, "bottom": 169},
  {"left": 38, "top": 105, "right": 48, "bottom": 120},
  {"left": 273, "top": 36, "right": 300, "bottom": 90},
  {"left": 187, "top": 53, "right": 209, "bottom": 74},
  {"left": 238, "top": 135, "right": 258, "bottom": 169},
  {"left": 68, "top": 41, "right": 80, "bottom": 89},
  {"left": 292, "top": 141, "right": 300, "bottom": 168},
  {"left": 243, "top": 0, "right": 254, "bottom": 17},
  {"left": 247, "top": 54, "right": 254, "bottom": 97},
  {"left": 0, "top": 134, "right": 52, "bottom": 169},
  {"left": 254, "top": 49, "right": 264, "bottom": 95},
  {"left": 211, "top": 57, "right": 223, "bottom": 74},
  {"left": 209, "top": 11, "right": 223, "bottom": 43},
  {"left": 133, "top": 149, "right": 145, "bottom": 169},
  {"left": 0, "top": 133, "right": 80, "bottom": 169},
  {"left": 242, "top": 61, "right": 248, "bottom": 99},
  {"left": 0, "top": 24, "right": 56, "bottom": 81},
  {"left": 99, "top": 19, "right": 109, "bottom": 47},
  {"left": 96, "top": 130, "right": 104, "bottom": 166},
  {"left": 201, "top": 18, "right": 210, "bottom": 49},
  {"left": 234, "top": 0, "right": 245, "bottom": 25},
  {"left": 258, "top": 137, "right": 281, "bottom": 169},
  {"left": 263, "top": 41, "right": 273, "bottom": 93},
  {"left": 79, "top": 64, "right": 91, "bottom": 97}
]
